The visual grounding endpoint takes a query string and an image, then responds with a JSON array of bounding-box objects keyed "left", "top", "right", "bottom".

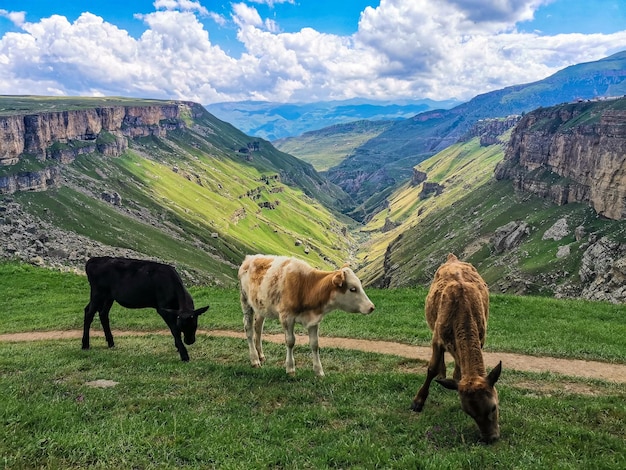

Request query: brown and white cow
[
  {"left": 411, "top": 253, "right": 502, "bottom": 443},
  {"left": 238, "top": 254, "right": 375, "bottom": 376}
]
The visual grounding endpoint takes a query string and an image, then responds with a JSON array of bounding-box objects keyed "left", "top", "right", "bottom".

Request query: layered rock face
[
  {"left": 495, "top": 98, "right": 626, "bottom": 220},
  {"left": 0, "top": 101, "right": 200, "bottom": 194}
]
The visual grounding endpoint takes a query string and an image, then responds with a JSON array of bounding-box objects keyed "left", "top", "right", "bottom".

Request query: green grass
[
  {"left": 2, "top": 262, "right": 625, "bottom": 363},
  {"left": 1, "top": 261, "right": 625, "bottom": 468},
  {"left": 274, "top": 120, "right": 393, "bottom": 171},
  {"left": 1, "top": 336, "right": 624, "bottom": 469},
  {"left": 0, "top": 95, "right": 179, "bottom": 115}
]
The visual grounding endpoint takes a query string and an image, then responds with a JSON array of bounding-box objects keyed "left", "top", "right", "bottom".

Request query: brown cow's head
[
  {"left": 436, "top": 361, "right": 502, "bottom": 443},
  {"left": 177, "top": 306, "right": 209, "bottom": 345}
]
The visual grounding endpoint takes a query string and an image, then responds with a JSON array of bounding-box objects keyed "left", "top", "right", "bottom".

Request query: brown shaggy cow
[
  {"left": 238, "top": 254, "right": 375, "bottom": 376},
  {"left": 410, "top": 253, "right": 502, "bottom": 443}
]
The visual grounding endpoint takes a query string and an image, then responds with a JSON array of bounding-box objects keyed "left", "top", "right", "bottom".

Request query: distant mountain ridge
[
  {"left": 205, "top": 98, "right": 460, "bottom": 141},
  {"left": 324, "top": 50, "right": 626, "bottom": 219}
]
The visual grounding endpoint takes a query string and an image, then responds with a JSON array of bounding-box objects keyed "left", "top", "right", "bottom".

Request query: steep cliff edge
[
  {"left": 495, "top": 97, "right": 626, "bottom": 220},
  {"left": 0, "top": 98, "right": 197, "bottom": 193}
]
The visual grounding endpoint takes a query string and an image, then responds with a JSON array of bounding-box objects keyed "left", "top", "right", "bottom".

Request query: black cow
[{"left": 82, "top": 256, "right": 209, "bottom": 361}]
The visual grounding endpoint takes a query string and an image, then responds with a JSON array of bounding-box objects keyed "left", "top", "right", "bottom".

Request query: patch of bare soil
[{"left": 2, "top": 329, "right": 625, "bottom": 385}]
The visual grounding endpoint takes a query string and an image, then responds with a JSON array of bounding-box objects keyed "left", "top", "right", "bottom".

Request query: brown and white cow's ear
[
  {"left": 332, "top": 270, "right": 345, "bottom": 287},
  {"left": 341, "top": 262, "right": 350, "bottom": 269}
]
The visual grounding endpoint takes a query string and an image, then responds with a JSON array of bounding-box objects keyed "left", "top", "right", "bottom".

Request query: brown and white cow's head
[
  {"left": 436, "top": 361, "right": 502, "bottom": 443},
  {"left": 331, "top": 267, "right": 375, "bottom": 315}
]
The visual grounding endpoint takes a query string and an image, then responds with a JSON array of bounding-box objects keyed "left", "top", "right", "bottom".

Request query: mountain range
[
  {"left": 276, "top": 50, "right": 626, "bottom": 220},
  {"left": 205, "top": 98, "right": 460, "bottom": 141},
  {"left": 1, "top": 51, "right": 626, "bottom": 300}
]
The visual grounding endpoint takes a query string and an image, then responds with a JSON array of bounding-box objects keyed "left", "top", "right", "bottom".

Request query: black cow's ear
[{"left": 195, "top": 305, "right": 209, "bottom": 315}]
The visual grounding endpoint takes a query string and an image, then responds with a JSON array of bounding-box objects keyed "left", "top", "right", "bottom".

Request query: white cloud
[
  {"left": 0, "top": 0, "right": 625, "bottom": 104},
  {"left": 232, "top": 3, "right": 264, "bottom": 27},
  {"left": 154, "top": 0, "right": 209, "bottom": 15},
  {"left": 0, "top": 9, "right": 26, "bottom": 27},
  {"left": 249, "top": 0, "right": 296, "bottom": 7}
]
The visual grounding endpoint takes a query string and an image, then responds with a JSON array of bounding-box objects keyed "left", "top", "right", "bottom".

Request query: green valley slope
[
  {"left": 273, "top": 120, "right": 392, "bottom": 172},
  {"left": 358, "top": 125, "right": 626, "bottom": 298},
  {"left": 0, "top": 97, "right": 355, "bottom": 285}
]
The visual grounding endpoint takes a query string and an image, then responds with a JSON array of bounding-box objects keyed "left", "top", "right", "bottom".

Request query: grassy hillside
[
  {"left": 357, "top": 134, "right": 508, "bottom": 286},
  {"left": 3, "top": 97, "right": 357, "bottom": 285},
  {"left": 358, "top": 131, "right": 626, "bottom": 295},
  {"left": 273, "top": 120, "right": 393, "bottom": 171},
  {"left": 0, "top": 95, "right": 173, "bottom": 115}
]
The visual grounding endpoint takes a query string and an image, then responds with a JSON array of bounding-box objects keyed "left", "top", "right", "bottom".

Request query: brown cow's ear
[
  {"left": 487, "top": 361, "right": 502, "bottom": 387},
  {"left": 332, "top": 270, "right": 345, "bottom": 287},
  {"left": 435, "top": 378, "right": 458, "bottom": 390}
]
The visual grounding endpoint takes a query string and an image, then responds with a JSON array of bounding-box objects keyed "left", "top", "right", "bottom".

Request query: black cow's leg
[
  {"left": 82, "top": 304, "right": 95, "bottom": 350},
  {"left": 99, "top": 299, "right": 115, "bottom": 348},
  {"left": 82, "top": 295, "right": 101, "bottom": 350},
  {"left": 159, "top": 310, "right": 189, "bottom": 361}
]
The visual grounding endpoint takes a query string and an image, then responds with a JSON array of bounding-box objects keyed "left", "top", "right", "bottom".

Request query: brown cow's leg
[
  {"left": 308, "top": 324, "right": 324, "bottom": 377},
  {"left": 411, "top": 343, "right": 445, "bottom": 412}
]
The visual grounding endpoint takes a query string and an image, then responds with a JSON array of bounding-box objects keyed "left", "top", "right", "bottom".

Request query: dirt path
[{"left": 2, "top": 329, "right": 626, "bottom": 384}]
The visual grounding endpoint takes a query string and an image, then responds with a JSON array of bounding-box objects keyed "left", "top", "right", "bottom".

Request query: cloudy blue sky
[{"left": 1, "top": 0, "right": 625, "bottom": 104}]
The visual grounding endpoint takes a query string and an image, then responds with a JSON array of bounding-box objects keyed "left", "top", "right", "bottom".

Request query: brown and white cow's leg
[
  {"left": 308, "top": 324, "right": 324, "bottom": 377},
  {"left": 242, "top": 303, "right": 262, "bottom": 368},
  {"left": 253, "top": 314, "right": 266, "bottom": 364},
  {"left": 282, "top": 317, "right": 297, "bottom": 375}
]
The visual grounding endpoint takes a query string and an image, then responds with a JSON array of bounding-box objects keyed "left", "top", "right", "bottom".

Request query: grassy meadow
[{"left": 1, "top": 261, "right": 625, "bottom": 469}]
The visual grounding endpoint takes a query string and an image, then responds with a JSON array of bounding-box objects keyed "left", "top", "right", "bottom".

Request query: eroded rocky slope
[{"left": 495, "top": 98, "right": 626, "bottom": 220}]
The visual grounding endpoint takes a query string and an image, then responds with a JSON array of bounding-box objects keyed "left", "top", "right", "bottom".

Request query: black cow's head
[{"left": 177, "top": 306, "right": 209, "bottom": 345}]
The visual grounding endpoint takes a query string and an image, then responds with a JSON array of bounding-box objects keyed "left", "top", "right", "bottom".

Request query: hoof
[
  {"left": 410, "top": 401, "right": 424, "bottom": 413},
  {"left": 251, "top": 362, "right": 262, "bottom": 368}
]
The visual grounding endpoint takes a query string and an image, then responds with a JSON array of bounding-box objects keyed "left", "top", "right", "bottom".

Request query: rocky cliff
[
  {"left": 0, "top": 100, "right": 202, "bottom": 194},
  {"left": 495, "top": 97, "right": 626, "bottom": 220}
]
